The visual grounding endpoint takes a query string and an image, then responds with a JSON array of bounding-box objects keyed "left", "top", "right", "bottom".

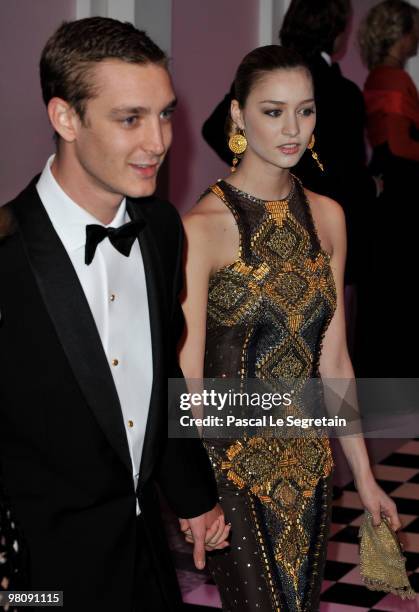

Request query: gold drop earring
[
  {"left": 228, "top": 129, "right": 247, "bottom": 173},
  {"left": 307, "top": 134, "right": 324, "bottom": 172}
]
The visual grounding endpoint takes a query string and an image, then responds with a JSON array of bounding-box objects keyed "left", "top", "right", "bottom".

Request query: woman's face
[
  {"left": 401, "top": 27, "right": 419, "bottom": 59},
  {"left": 232, "top": 68, "right": 316, "bottom": 171}
]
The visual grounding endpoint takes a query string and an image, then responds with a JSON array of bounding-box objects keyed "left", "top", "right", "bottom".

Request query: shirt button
[
  {"left": 110, "top": 293, "right": 116, "bottom": 302},
  {"left": 128, "top": 420, "right": 134, "bottom": 428},
  {"left": 112, "top": 358, "right": 119, "bottom": 366}
]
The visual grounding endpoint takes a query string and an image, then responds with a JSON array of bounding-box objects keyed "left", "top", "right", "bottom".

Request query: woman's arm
[
  {"left": 314, "top": 194, "right": 401, "bottom": 530},
  {"left": 177, "top": 204, "right": 236, "bottom": 556},
  {"left": 178, "top": 212, "right": 214, "bottom": 379},
  {"left": 179, "top": 194, "right": 240, "bottom": 377}
]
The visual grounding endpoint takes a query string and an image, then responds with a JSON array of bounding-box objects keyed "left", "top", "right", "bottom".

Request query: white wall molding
[
  {"left": 108, "top": 0, "right": 135, "bottom": 23},
  {"left": 135, "top": 0, "right": 172, "bottom": 55},
  {"left": 75, "top": 0, "right": 171, "bottom": 53},
  {"left": 258, "top": 0, "right": 291, "bottom": 46},
  {"left": 76, "top": 0, "right": 135, "bottom": 23},
  {"left": 258, "top": 0, "right": 274, "bottom": 45},
  {"left": 76, "top": 0, "right": 93, "bottom": 19},
  {"left": 406, "top": 0, "right": 419, "bottom": 88}
]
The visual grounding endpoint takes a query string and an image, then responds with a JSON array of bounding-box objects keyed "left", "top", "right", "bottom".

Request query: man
[{"left": 0, "top": 17, "right": 228, "bottom": 610}]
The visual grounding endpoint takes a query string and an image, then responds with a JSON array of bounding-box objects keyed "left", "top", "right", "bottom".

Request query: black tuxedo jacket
[{"left": 0, "top": 177, "right": 217, "bottom": 610}]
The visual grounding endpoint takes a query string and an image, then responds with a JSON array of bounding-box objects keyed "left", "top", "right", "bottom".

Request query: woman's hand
[
  {"left": 178, "top": 503, "right": 231, "bottom": 569},
  {"left": 355, "top": 472, "right": 401, "bottom": 531}
]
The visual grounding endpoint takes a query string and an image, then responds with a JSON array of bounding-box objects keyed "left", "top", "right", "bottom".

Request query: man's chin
[{"left": 126, "top": 179, "right": 157, "bottom": 199}]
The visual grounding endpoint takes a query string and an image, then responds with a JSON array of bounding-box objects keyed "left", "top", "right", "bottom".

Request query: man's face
[{"left": 71, "top": 60, "right": 176, "bottom": 199}]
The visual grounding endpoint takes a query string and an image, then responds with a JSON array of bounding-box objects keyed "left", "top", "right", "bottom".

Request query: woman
[
  {"left": 203, "top": 0, "right": 378, "bottom": 290},
  {"left": 356, "top": 0, "right": 419, "bottom": 377},
  {"left": 179, "top": 46, "right": 400, "bottom": 611}
]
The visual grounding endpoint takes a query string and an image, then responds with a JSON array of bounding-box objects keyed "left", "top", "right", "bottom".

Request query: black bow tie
[{"left": 85, "top": 220, "right": 144, "bottom": 265}]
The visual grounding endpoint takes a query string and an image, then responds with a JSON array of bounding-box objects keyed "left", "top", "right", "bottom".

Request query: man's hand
[{"left": 179, "top": 503, "right": 231, "bottom": 569}]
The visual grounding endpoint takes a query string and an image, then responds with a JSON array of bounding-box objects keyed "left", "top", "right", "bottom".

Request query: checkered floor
[{"left": 168, "top": 439, "right": 419, "bottom": 611}]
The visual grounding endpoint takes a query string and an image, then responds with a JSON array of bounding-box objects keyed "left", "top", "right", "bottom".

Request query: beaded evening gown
[{"left": 202, "top": 176, "right": 337, "bottom": 612}]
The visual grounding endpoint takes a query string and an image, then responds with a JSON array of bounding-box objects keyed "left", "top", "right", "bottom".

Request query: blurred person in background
[{"left": 356, "top": 0, "right": 419, "bottom": 376}]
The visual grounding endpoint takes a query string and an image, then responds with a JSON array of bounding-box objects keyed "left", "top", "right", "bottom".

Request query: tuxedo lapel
[
  {"left": 127, "top": 198, "right": 166, "bottom": 485},
  {"left": 13, "top": 181, "right": 132, "bottom": 474}
]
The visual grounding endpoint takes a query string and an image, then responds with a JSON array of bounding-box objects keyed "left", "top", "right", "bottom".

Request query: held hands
[
  {"left": 355, "top": 472, "right": 401, "bottom": 531},
  {"left": 179, "top": 503, "right": 231, "bottom": 570}
]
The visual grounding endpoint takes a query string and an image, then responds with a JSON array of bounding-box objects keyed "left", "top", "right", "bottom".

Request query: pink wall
[
  {"left": 170, "top": 0, "right": 259, "bottom": 213},
  {"left": 338, "top": 0, "right": 379, "bottom": 89},
  {"left": 0, "top": 1, "right": 76, "bottom": 204}
]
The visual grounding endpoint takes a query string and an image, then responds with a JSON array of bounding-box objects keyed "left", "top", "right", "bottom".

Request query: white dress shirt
[
  {"left": 37, "top": 155, "right": 152, "bottom": 514},
  {"left": 320, "top": 51, "right": 332, "bottom": 66}
]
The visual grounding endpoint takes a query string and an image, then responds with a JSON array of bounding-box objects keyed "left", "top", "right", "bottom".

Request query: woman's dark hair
[
  {"left": 280, "top": 0, "right": 351, "bottom": 58},
  {"left": 233, "top": 45, "right": 311, "bottom": 109}
]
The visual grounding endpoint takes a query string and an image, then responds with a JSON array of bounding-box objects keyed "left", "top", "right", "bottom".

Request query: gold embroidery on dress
[{"left": 204, "top": 177, "right": 337, "bottom": 608}]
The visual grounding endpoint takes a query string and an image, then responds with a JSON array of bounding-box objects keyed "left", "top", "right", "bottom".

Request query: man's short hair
[
  {"left": 280, "top": 0, "right": 351, "bottom": 58},
  {"left": 40, "top": 17, "right": 167, "bottom": 121}
]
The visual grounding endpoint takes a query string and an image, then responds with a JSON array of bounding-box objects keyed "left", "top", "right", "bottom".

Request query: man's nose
[{"left": 143, "top": 118, "right": 166, "bottom": 156}]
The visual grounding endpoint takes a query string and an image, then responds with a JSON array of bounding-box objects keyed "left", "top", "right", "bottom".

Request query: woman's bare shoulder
[
  {"left": 304, "top": 189, "right": 345, "bottom": 226},
  {"left": 183, "top": 189, "right": 235, "bottom": 235},
  {"left": 182, "top": 187, "right": 240, "bottom": 271},
  {"left": 304, "top": 189, "right": 346, "bottom": 255},
  {"left": 305, "top": 188, "right": 342, "bottom": 212}
]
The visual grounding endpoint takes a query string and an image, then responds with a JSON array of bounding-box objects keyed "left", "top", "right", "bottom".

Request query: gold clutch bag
[{"left": 359, "top": 511, "right": 416, "bottom": 600}]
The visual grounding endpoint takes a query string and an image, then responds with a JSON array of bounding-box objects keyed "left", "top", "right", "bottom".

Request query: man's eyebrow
[
  {"left": 164, "top": 98, "right": 178, "bottom": 110},
  {"left": 109, "top": 98, "right": 178, "bottom": 117},
  {"left": 259, "top": 98, "right": 315, "bottom": 105},
  {"left": 109, "top": 106, "right": 148, "bottom": 116}
]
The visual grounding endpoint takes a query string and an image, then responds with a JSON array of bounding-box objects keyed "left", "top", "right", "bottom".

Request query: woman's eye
[
  {"left": 299, "top": 107, "right": 316, "bottom": 117},
  {"left": 264, "top": 109, "right": 282, "bottom": 117}
]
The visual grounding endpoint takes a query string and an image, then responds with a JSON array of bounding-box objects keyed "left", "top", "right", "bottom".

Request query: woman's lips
[{"left": 278, "top": 144, "right": 300, "bottom": 155}]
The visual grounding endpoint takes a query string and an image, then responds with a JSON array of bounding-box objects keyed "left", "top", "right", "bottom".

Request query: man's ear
[
  {"left": 47, "top": 97, "right": 79, "bottom": 143},
  {"left": 230, "top": 99, "right": 245, "bottom": 131}
]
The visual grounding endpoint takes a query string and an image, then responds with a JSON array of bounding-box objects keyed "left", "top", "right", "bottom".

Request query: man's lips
[{"left": 129, "top": 162, "right": 159, "bottom": 177}]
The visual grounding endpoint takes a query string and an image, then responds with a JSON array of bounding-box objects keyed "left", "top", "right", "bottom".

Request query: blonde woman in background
[{"left": 355, "top": 0, "right": 419, "bottom": 377}]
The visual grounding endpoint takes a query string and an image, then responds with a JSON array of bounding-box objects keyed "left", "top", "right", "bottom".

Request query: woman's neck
[
  {"left": 226, "top": 155, "right": 292, "bottom": 201},
  {"left": 382, "top": 53, "right": 405, "bottom": 69}
]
